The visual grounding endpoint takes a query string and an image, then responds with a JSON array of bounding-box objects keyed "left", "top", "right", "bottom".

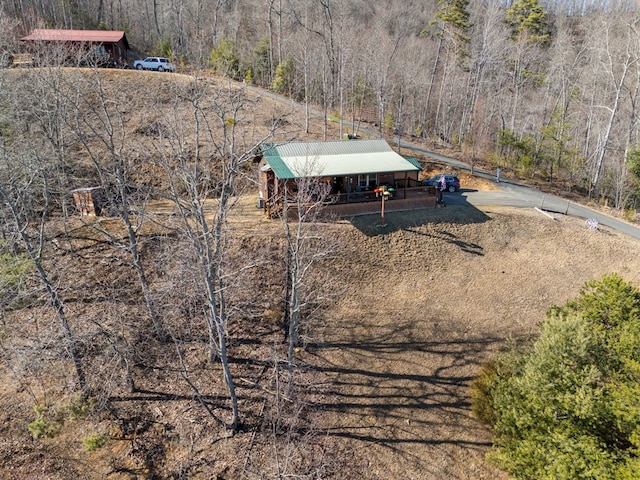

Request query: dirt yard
[
  {"left": 292, "top": 203, "right": 640, "bottom": 479},
  {"left": 3, "top": 191, "right": 640, "bottom": 479},
  {"left": 220, "top": 183, "right": 640, "bottom": 478}
]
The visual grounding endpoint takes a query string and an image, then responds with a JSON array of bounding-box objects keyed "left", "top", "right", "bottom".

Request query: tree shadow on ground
[
  {"left": 349, "top": 202, "right": 490, "bottom": 237},
  {"left": 402, "top": 226, "right": 484, "bottom": 255},
  {"left": 301, "top": 314, "right": 503, "bottom": 456}
]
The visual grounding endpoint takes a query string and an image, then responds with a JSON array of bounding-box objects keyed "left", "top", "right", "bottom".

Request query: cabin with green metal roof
[{"left": 256, "top": 139, "right": 425, "bottom": 217}]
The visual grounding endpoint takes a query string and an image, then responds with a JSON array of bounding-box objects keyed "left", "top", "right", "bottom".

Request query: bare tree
[
  {"left": 278, "top": 169, "right": 338, "bottom": 395},
  {"left": 589, "top": 18, "right": 640, "bottom": 197},
  {"left": 460, "top": 2, "right": 508, "bottom": 145},
  {"left": 157, "top": 77, "right": 276, "bottom": 431},
  {"left": 64, "top": 69, "right": 167, "bottom": 342},
  {"left": 0, "top": 145, "right": 86, "bottom": 393}
]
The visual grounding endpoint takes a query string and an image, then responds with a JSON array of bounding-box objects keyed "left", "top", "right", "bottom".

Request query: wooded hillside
[
  {"left": 3, "top": 0, "right": 640, "bottom": 211},
  {"left": 2, "top": 2, "right": 640, "bottom": 478}
]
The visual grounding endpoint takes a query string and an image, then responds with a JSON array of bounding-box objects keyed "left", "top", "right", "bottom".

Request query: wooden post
[{"left": 403, "top": 172, "right": 408, "bottom": 199}]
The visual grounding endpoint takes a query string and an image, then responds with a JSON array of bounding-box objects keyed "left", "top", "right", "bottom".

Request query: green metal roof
[
  {"left": 261, "top": 139, "right": 421, "bottom": 179},
  {"left": 261, "top": 154, "right": 294, "bottom": 178},
  {"left": 402, "top": 156, "right": 422, "bottom": 170}
]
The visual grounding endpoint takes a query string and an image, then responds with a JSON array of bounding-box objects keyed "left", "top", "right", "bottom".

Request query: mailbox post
[{"left": 374, "top": 185, "right": 392, "bottom": 222}]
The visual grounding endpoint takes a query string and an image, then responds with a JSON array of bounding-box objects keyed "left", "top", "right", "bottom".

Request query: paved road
[{"left": 402, "top": 141, "right": 640, "bottom": 241}]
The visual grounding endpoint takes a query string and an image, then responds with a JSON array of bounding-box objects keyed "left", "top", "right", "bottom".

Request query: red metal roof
[{"left": 22, "top": 29, "right": 128, "bottom": 46}]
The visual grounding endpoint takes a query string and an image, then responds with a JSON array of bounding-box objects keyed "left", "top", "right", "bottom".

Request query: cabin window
[{"left": 358, "top": 174, "right": 376, "bottom": 189}]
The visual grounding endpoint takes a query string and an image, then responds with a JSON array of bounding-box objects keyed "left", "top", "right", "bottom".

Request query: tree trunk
[{"left": 0, "top": 185, "right": 86, "bottom": 393}]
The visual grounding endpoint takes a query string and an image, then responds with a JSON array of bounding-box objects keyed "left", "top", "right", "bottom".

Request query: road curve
[{"left": 402, "top": 141, "right": 640, "bottom": 241}]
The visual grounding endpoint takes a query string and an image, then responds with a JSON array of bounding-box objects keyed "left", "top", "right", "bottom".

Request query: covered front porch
[
  {"left": 325, "top": 173, "right": 423, "bottom": 203},
  {"left": 321, "top": 186, "right": 437, "bottom": 218}
]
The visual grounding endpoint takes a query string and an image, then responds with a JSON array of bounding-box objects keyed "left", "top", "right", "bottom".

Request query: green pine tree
[
  {"left": 506, "top": 0, "right": 551, "bottom": 45},
  {"left": 209, "top": 39, "right": 240, "bottom": 79},
  {"left": 434, "top": 0, "right": 472, "bottom": 59},
  {"left": 538, "top": 108, "right": 581, "bottom": 183},
  {"left": 252, "top": 38, "right": 272, "bottom": 87},
  {"left": 271, "top": 55, "right": 295, "bottom": 96},
  {"left": 436, "top": 0, "right": 472, "bottom": 44},
  {"left": 473, "top": 274, "right": 640, "bottom": 479}
]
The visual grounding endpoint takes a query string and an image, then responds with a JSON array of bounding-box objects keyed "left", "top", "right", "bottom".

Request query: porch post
[{"left": 404, "top": 172, "right": 408, "bottom": 199}]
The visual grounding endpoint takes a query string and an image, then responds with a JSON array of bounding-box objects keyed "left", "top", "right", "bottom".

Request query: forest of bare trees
[
  {"left": 0, "top": 60, "right": 336, "bottom": 469},
  {"left": 3, "top": 0, "right": 640, "bottom": 209},
  {"left": 0, "top": 41, "right": 349, "bottom": 473}
]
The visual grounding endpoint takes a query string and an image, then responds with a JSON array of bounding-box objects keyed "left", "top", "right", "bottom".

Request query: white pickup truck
[{"left": 133, "top": 57, "right": 176, "bottom": 72}]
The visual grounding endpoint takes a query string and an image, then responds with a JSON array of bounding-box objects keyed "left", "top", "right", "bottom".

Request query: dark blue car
[{"left": 422, "top": 174, "right": 461, "bottom": 193}]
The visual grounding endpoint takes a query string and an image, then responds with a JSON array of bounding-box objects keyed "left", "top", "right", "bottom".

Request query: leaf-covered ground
[{"left": 2, "top": 69, "right": 640, "bottom": 479}]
